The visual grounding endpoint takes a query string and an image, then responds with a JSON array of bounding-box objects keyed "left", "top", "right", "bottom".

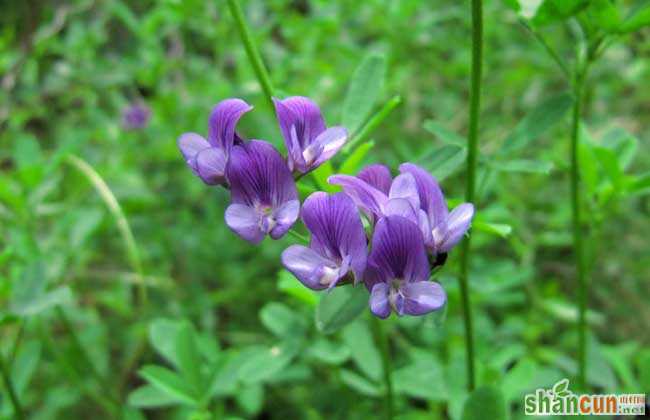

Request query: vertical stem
[
  {"left": 0, "top": 352, "right": 25, "bottom": 419},
  {"left": 372, "top": 317, "right": 393, "bottom": 420},
  {"left": 571, "top": 62, "right": 589, "bottom": 390},
  {"left": 458, "top": 0, "right": 483, "bottom": 392},
  {"left": 226, "top": 0, "right": 275, "bottom": 109}
]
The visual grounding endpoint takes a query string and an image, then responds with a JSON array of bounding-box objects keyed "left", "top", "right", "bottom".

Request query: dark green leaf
[
  {"left": 488, "top": 159, "right": 554, "bottom": 174},
  {"left": 531, "top": 0, "right": 590, "bottom": 26},
  {"left": 175, "top": 322, "right": 205, "bottom": 393},
  {"left": 620, "top": 3, "right": 650, "bottom": 33},
  {"left": 461, "top": 386, "right": 507, "bottom": 420}
]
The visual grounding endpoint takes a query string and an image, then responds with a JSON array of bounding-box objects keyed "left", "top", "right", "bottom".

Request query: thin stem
[
  {"left": 372, "top": 317, "right": 393, "bottom": 420},
  {"left": 226, "top": 0, "right": 275, "bottom": 109},
  {"left": 66, "top": 154, "right": 147, "bottom": 307},
  {"left": 458, "top": 0, "right": 483, "bottom": 392},
  {"left": 342, "top": 95, "right": 402, "bottom": 154},
  {"left": 287, "top": 228, "right": 309, "bottom": 243},
  {"left": 571, "top": 59, "right": 589, "bottom": 391},
  {"left": 520, "top": 19, "right": 571, "bottom": 80},
  {"left": 0, "top": 352, "right": 25, "bottom": 419}
]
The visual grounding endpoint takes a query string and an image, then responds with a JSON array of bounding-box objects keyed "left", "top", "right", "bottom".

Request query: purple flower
[
  {"left": 328, "top": 168, "right": 421, "bottom": 224},
  {"left": 122, "top": 103, "right": 151, "bottom": 130},
  {"left": 364, "top": 216, "right": 446, "bottom": 319},
  {"left": 281, "top": 192, "right": 367, "bottom": 290},
  {"left": 273, "top": 96, "right": 348, "bottom": 174},
  {"left": 399, "top": 163, "right": 474, "bottom": 254},
  {"left": 224, "top": 140, "right": 299, "bottom": 244},
  {"left": 178, "top": 98, "right": 253, "bottom": 185}
]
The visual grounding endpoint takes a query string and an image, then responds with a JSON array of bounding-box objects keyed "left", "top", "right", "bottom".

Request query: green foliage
[{"left": 0, "top": 0, "right": 648, "bottom": 418}]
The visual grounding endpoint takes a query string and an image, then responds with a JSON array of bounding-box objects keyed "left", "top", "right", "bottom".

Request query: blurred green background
[{"left": 1, "top": 0, "right": 649, "bottom": 418}]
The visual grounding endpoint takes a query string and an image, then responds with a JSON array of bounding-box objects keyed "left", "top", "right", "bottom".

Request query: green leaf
[
  {"left": 259, "top": 302, "right": 301, "bottom": 338},
  {"left": 593, "top": 146, "right": 624, "bottom": 189},
  {"left": 488, "top": 159, "right": 554, "bottom": 174},
  {"left": 627, "top": 172, "right": 650, "bottom": 196},
  {"left": 11, "top": 286, "right": 73, "bottom": 316},
  {"left": 341, "top": 320, "right": 382, "bottom": 382},
  {"left": 394, "top": 353, "right": 447, "bottom": 401},
  {"left": 237, "top": 344, "right": 297, "bottom": 385},
  {"left": 175, "top": 322, "right": 205, "bottom": 394},
  {"left": 342, "top": 53, "right": 387, "bottom": 134},
  {"left": 128, "top": 384, "right": 181, "bottom": 408},
  {"left": 501, "top": 358, "right": 538, "bottom": 401},
  {"left": 423, "top": 120, "right": 466, "bottom": 147},
  {"left": 473, "top": 221, "right": 513, "bottom": 238},
  {"left": 138, "top": 365, "right": 199, "bottom": 406},
  {"left": 602, "top": 128, "right": 638, "bottom": 170},
  {"left": 339, "top": 369, "right": 381, "bottom": 397},
  {"left": 310, "top": 161, "right": 335, "bottom": 192},
  {"left": 500, "top": 93, "right": 573, "bottom": 153},
  {"left": 306, "top": 339, "right": 351, "bottom": 365},
  {"left": 584, "top": 0, "right": 622, "bottom": 32},
  {"left": 418, "top": 145, "right": 467, "bottom": 181},
  {"left": 12, "top": 341, "right": 41, "bottom": 393},
  {"left": 461, "top": 386, "right": 507, "bottom": 420},
  {"left": 531, "top": 0, "right": 590, "bottom": 26},
  {"left": 637, "top": 349, "right": 650, "bottom": 391},
  {"left": 619, "top": 3, "right": 650, "bottom": 33},
  {"left": 315, "top": 285, "right": 368, "bottom": 334},
  {"left": 235, "top": 384, "right": 264, "bottom": 416},
  {"left": 277, "top": 270, "right": 319, "bottom": 307},
  {"left": 149, "top": 318, "right": 183, "bottom": 367},
  {"left": 339, "top": 141, "right": 375, "bottom": 175}
]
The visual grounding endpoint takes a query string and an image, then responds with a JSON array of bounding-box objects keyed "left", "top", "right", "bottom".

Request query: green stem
[
  {"left": 66, "top": 154, "right": 147, "bottom": 308},
  {"left": 520, "top": 19, "right": 570, "bottom": 80},
  {"left": 571, "top": 59, "right": 590, "bottom": 391},
  {"left": 372, "top": 317, "right": 393, "bottom": 420},
  {"left": 226, "top": 0, "right": 275, "bottom": 109},
  {"left": 458, "top": 0, "right": 483, "bottom": 392},
  {"left": 342, "top": 95, "right": 402, "bottom": 153},
  {"left": 0, "top": 352, "right": 25, "bottom": 419}
]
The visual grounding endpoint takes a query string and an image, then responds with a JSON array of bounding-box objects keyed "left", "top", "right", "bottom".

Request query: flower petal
[
  {"left": 399, "top": 163, "right": 447, "bottom": 228},
  {"left": 281, "top": 245, "right": 335, "bottom": 290},
  {"left": 358, "top": 164, "right": 392, "bottom": 194},
  {"left": 195, "top": 147, "right": 227, "bottom": 185},
  {"left": 178, "top": 133, "right": 210, "bottom": 175},
  {"left": 328, "top": 175, "right": 387, "bottom": 217},
  {"left": 439, "top": 203, "right": 474, "bottom": 252},
  {"left": 366, "top": 216, "right": 430, "bottom": 287},
  {"left": 388, "top": 173, "right": 420, "bottom": 211},
  {"left": 273, "top": 96, "right": 326, "bottom": 150},
  {"left": 370, "top": 283, "right": 391, "bottom": 319},
  {"left": 301, "top": 192, "right": 367, "bottom": 281},
  {"left": 383, "top": 198, "right": 418, "bottom": 223},
  {"left": 270, "top": 199, "right": 300, "bottom": 240},
  {"left": 207, "top": 98, "right": 253, "bottom": 149},
  {"left": 309, "top": 126, "right": 348, "bottom": 169},
  {"left": 399, "top": 281, "right": 446, "bottom": 316},
  {"left": 224, "top": 203, "right": 264, "bottom": 244},
  {"left": 227, "top": 140, "right": 298, "bottom": 207}
]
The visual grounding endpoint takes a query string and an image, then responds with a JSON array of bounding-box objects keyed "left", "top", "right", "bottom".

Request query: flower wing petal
[
  {"left": 224, "top": 203, "right": 264, "bottom": 244},
  {"left": 399, "top": 281, "right": 446, "bottom": 316},
  {"left": 439, "top": 203, "right": 474, "bottom": 252}
]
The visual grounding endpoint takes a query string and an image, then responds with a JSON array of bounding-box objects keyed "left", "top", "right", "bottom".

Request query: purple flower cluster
[{"left": 179, "top": 97, "right": 474, "bottom": 319}]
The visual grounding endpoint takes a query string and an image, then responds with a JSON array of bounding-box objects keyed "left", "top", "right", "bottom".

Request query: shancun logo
[{"left": 524, "top": 379, "right": 646, "bottom": 416}]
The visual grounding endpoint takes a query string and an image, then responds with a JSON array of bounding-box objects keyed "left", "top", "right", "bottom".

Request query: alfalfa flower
[
  {"left": 327, "top": 169, "right": 421, "bottom": 224},
  {"left": 273, "top": 96, "right": 348, "bottom": 174},
  {"left": 281, "top": 192, "right": 367, "bottom": 290},
  {"left": 364, "top": 215, "right": 446, "bottom": 319},
  {"left": 178, "top": 98, "right": 252, "bottom": 185},
  {"left": 225, "top": 140, "right": 299, "bottom": 244},
  {"left": 122, "top": 103, "right": 151, "bottom": 130},
  {"left": 399, "top": 163, "right": 474, "bottom": 255}
]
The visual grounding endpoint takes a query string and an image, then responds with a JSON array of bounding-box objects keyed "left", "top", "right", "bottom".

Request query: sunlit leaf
[
  {"left": 138, "top": 365, "right": 199, "bottom": 406},
  {"left": 342, "top": 53, "right": 387, "bottom": 134}
]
